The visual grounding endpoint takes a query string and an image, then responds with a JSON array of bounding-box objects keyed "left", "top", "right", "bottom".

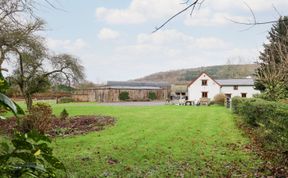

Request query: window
[
  {"left": 233, "top": 85, "right": 238, "bottom": 90},
  {"left": 181, "top": 92, "right": 186, "bottom": 96},
  {"left": 202, "top": 80, "right": 207, "bottom": 86},
  {"left": 241, "top": 93, "right": 247, "bottom": 98},
  {"left": 202, "top": 92, "right": 208, "bottom": 98},
  {"left": 176, "top": 92, "right": 180, "bottom": 96}
]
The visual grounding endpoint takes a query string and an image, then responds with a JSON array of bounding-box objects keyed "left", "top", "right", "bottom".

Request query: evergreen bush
[
  {"left": 148, "top": 92, "right": 157, "bottom": 100},
  {"left": 60, "top": 109, "right": 69, "bottom": 120},
  {"left": 119, "top": 92, "right": 129, "bottom": 101}
]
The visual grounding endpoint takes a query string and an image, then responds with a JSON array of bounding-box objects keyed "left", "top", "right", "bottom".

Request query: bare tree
[
  {"left": 0, "top": 0, "right": 57, "bottom": 71},
  {"left": 0, "top": 0, "right": 85, "bottom": 109},
  {"left": 0, "top": 19, "right": 45, "bottom": 67},
  {"left": 0, "top": 0, "right": 57, "bottom": 24},
  {"left": 10, "top": 46, "right": 85, "bottom": 110}
]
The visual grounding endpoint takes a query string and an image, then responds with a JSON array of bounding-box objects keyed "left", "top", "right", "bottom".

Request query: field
[{"left": 38, "top": 103, "right": 261, "bottom": 177}]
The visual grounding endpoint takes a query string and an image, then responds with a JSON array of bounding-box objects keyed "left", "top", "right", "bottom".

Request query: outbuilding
[{"left": 73, "top": 81, "right": 170, "bottom": 102}]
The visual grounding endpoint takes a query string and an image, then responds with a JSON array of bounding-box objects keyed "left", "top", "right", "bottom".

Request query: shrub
[
  {"left": 0, "top": 130, "right": 65, "bottom": 177},
  {"left": 232, "top": 97, "right": 288, "bottom": 156},
  {"left": 60, "top": 108, "right": 69, "bottom": 120},
  {"left": 58, "top": 97, "right": 75, "bottom": 103},
  {"left": 213, "top": 93, "right": 225, "bottom": 106},
  {"left": 148, "top": 92, "right": 157, "bottom": 100},
  {"left": 231, "top": 96, "right": 242, "bottom": 114},
  {"left": 0, "top": 81, "right": 65, "bottom": 177},
  {"left": 20, "top": 102, "right": 53, "bottom": 134},
  {"left": 119, "top": 91, "right": 129, "bottom": 101}
]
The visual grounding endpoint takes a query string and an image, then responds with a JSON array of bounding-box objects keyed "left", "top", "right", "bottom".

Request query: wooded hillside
[{"left": 133, "top": 64, "right": 257, "bottom": 83}]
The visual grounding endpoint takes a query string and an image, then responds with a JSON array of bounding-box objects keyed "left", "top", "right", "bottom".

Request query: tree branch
[
  {"left": 153, "top": 0, "right": 201, "bottom": 33},
  {"left": 228, "top": 2, "right": 288, "bottom": 29},
  {"left": 43, "top": 65, "right": 69, "bottom": 78},
  {"left": 153, "top": 1, "right": 288, "bottom": 32}
]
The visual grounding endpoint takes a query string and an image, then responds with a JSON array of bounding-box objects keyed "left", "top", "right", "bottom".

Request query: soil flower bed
[{"left": 0, "top": 115, "right": 116, "bottom": 137}]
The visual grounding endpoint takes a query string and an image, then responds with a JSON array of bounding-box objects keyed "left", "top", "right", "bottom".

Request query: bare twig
[
  {"left": 153, "top": 0, "right": 201, "bottom": 33},
  {"left": 229, "top": 18, "right": 288, "bottom": 26},
  {"left": 226, "top": 1, "right": 257, "bottom": 31},
  {"left": 153, "top": 0, "right": 288, "bottom": 33},
  {"left": 272, "top": 4, "right": 282, "bottom": 17},
  {"left": 228, "top": 1, "right": 288, "bottom": 28}
]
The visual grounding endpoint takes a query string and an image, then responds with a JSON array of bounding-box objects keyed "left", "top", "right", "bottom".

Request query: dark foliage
[
  {"left": 255, "top": 16, "right": 288, "bottom": 100},
  {"left": 119, "top": 91, "right": 129, "bottom": 101},
  {"left": 0, "top": 72, "right": 10, "bottom": 114},
  {"left": 0, "top": 130, "right": 65, "bottom": 177},
  {"left": 148, "top": 92, "right": 157, "bottom": 100},
  {"left": 0, "top": 72, "right": 9, "bottom": 93},
  {"left": 60, "top": 109, "right": 69, "bottom": 120}
]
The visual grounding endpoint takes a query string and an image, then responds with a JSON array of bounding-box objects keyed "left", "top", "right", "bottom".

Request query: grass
[{"left": 1, "top": 102, "right": 262, "bottom": 177}]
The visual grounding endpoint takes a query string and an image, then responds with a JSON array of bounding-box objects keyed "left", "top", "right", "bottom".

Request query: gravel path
[{"left": 99, "top": 101, "right": 166, "bottom": 106}]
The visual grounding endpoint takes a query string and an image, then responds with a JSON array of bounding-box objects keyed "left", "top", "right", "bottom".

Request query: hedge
[{"left": 232, "top": 97, "right": 288, "bottom": 152}]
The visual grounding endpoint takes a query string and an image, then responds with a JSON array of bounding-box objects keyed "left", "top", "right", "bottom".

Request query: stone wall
[{"left": 72, "top": 88, "right": 169, "bottom": 102}]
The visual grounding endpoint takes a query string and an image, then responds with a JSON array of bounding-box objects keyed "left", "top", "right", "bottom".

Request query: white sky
[{"left": 11, "top": 0, "right": 288, "bottom": 82}]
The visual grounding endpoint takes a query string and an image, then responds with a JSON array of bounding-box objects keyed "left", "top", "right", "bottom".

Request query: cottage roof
[
  {"left": 107, "top": 81, "right": 170, "bottom": 88},
  {"left": 187, "top": 72, "right": 221, "bottom": 87},
  {"left": 216, "top": 79, "right": 254, "bottom": 86}
]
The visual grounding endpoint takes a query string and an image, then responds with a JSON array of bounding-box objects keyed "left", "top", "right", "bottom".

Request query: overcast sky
[{"left": 34, "top": 0, "right": 288, "bottom": 82}]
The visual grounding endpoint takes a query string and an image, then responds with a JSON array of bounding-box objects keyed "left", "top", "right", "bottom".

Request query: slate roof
[
  {"left": 107, "top": 81, "right": 170, "bottom": 88},
  {"left": 216, "top": 79, "right": 255, "bottom": 86},
  {"left": 109, "top": 86, "right": 162, "bottom": 90}
]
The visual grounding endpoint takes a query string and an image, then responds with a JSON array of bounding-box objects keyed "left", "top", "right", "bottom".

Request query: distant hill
[{"left": 133, "top": 64, "right": 258, "bottom": 83}]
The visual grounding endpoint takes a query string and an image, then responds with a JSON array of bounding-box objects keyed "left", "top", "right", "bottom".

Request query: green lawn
[{"left": 45, "top": 103, "right": 261, "bottom": 177}]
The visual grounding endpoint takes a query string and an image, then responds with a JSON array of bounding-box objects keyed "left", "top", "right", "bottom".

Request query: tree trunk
[
  {"left": 24, "top": 93, "right": 33, "bottom": 111},
  {"left": 0, "top": 50, "right": 4, "bottom": 68}
]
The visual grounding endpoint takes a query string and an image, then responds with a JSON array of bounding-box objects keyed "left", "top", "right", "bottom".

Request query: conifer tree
[{"left": 255, "top": 16, "right": 288, "bottom": 100}]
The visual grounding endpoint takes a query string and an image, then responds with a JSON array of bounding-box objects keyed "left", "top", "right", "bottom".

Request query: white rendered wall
[
  {"left": 220, "top": 86, "right": 260, "bottom": 98},
  {"left": 188, "top": 73, "right": 220, "bottom": 101}
]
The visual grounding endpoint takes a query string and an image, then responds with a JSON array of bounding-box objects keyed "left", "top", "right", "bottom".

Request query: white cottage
[{"left": 187, "top": 72, "right": 260, "bottom": 102}]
